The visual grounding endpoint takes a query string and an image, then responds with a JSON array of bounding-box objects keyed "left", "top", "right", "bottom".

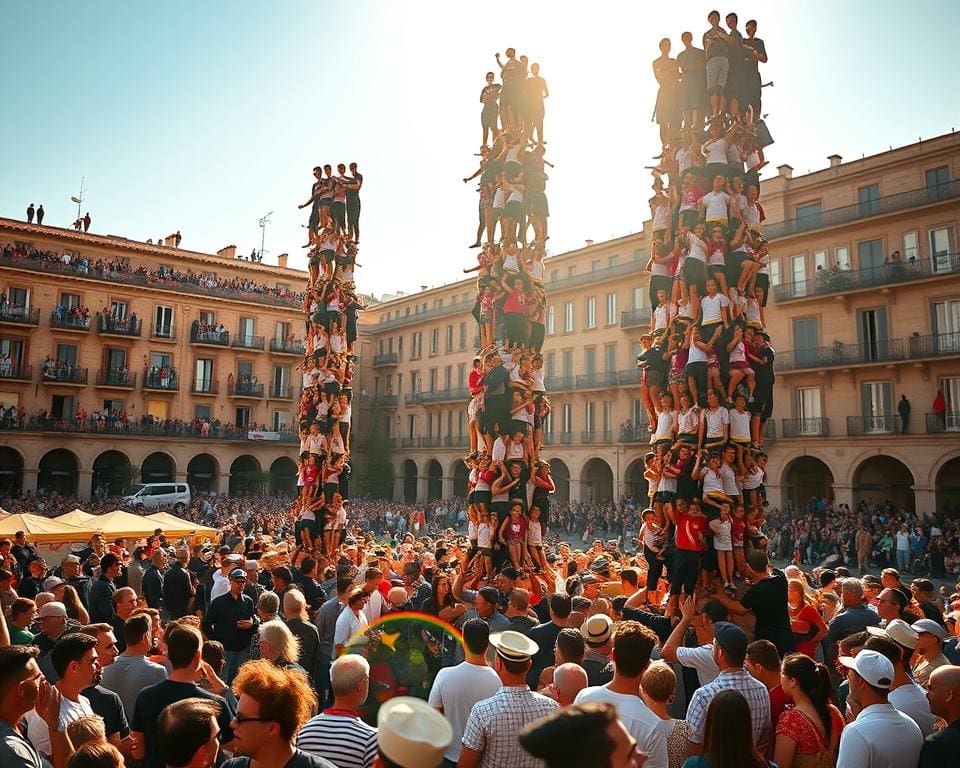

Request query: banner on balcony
[{"left": 246, "top": 430, "right": 283, "bottom": 441}]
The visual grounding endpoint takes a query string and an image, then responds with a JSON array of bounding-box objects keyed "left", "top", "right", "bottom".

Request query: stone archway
[
  {"left": 936, "top": 456, "right": 960, "bottom": 516},
  {"left": 38, "top": 448, "right": 79, "bottom": 496},
  {"left": 0, "top": 446, "right": 24, "bottom": 497},
  {"left": 624, "top": 458, "right": 649, "bottom": 502},
  {"left": 580, "top": 458, "right": 614, "bottom": 502},
  {"left": 187, "top": 453, "right": 220, "bottom": 494},
  {"left": 270, "top": 456, "right": 298, "bottom": 496},
  {"left": 402, "top": 460, "right": 418, "bottom": 504},
  {"left": 452, "top": 460, "right": 470, "bottom": 498},
  {"left": 141, "top": 451, "right": 175, "bottom": 484},
  {"left": 426, "top": 459, "right": 443, "bottom": 501},
  {"left": 853, "top": 455, "right": 915, "bottom": 511},
  {"left": 782, "top": 456, "right": 835, "bottom": 507},
  {"left": 229, "top": 455, "right": 263, "bottom": 497},
  {"left": 92, "top": 450, "right": 134, "bottom": 496},
  {"left": 550, "top": 459, "right": 570, "bottom": 502}
]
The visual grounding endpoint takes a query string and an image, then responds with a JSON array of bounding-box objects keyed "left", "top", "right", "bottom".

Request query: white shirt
[
  {"left": 25, "top": 693, "right": 94, "bottom": 756},
  {"left": 210, "top": 569, "right": 231, "bottom": 601},
  {"left": 428, "top": 661, "right": 502, "bottom": 762},
  {"left": 362, "top": 587, "right": 386, "bottom": 623},
  {"left": 574, "top": 686, "right": 668, "bottom": 768},
  {"left": 702, "top": 406, "right": 729, "bottom": 437},
  {"left": 703, "top": 138, "right": 727, "bottom": 164},
  {"left": 334, "top": 608, "right": 367, "bottom": 647},
  {"left": 676, "top": 643, "right": 719, "bottom": 686},
  {"left": 702, "top": 190, "right": 730, "bottom": 221},
  {"left": 836, "top": 702, "right": 923, "bottom": 768},
  {"left": 888, "top": 681, "right": 936, "bottom": 736},
  {"left": 895, "top": 531, "right": 910, "bottom": 551},
  {"left": 729, "top": 408, "right": 751, "bottom": 441},
  {"left": 700, "top": 293, "right": 729, "bottom": 324}
]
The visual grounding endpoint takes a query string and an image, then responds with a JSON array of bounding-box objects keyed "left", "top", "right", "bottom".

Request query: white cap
[
  {"left": 838, "top": 649, "right": 895, "bottom": 689},
  {"left": 867, "top": 618, "right": 918, "bottom": 649},
  {"left": 37, "top": 601, "right": 68, "bottom": 619},
  {"left": 43, "top": 576, "right": 64, "bottom": 591},
  {"left": 911, "top": 618, "right": 948, "bottom": 641},
  {"left": 377, "top": 696, "right": 452, "bottom": 768}
]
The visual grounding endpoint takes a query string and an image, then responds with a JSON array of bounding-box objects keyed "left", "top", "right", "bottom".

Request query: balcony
[
  {"left": 0, "top": 307, "right": 40, "bottom": 326},
  {"left": 231, "top": 335, "right": 265, "bottom": 351},
  {"left": 781, "top": 418, "right": 830, "bottom": 437},
  {"left": 908, "top": 331, "right": 960, "bottom": 359},
  {"left": 774, "top": 252, "right": 959, "bottom": 303},
  {"left": 617, "top": 368, "right": 642, "bottom": 386},
  {"left": 618, "top": 426, "right": 651, "bottom": 444},
  {"left": 765, "top": 180, "right": 960, "bottom": 241},
  {"left": 417, "top": 387, "right": 471, "bottom": 404},
  {"left": 191, "top": 379, "right": 219, "bottom": 396},
  {"left": 142, "top": 368, "right": 179, "bottom": 391},
  {"left": 0, "top": 416, "right": 299, "bottom": 443},
  {"left": 50, "top": 311, "right": 91, "bottom": 332},
  {"left": 846, "top": 414, "right": 898, "bottom": 436},
  {"left": 373, "top": 352, "right": 401, "bottom": 367},
  {"left": 97, "top": 315, "right": 142, "bottom": 337},
  {"left": 190, "top": 327, "right": 230, "bottom": 347},
  {"left": 621, "top": 308, "right": 652, "bottom": 329},
  {"left": 95, "top": 370, "right": 136, "bottom": 389},
  {"left": 151, "top": 324, "right": 176, "bottom": 342},
  {"left": 581, "top": 430, "right": 613, "bottom": 444},
  {"left": 41, "top": 367, "right": 88, "bottom": 386},
  {"left": 401, "top": 437, "right": 417, "bottom": 448},
  {"left": 365, "top": 394, "right": 399, "bottom": 408},
  {"left": 575, "top": 371, "right": 620, "bottom": 390},
  {"left": 228, "top": 381, "right": 264, "bottom": 399},
  {"left": 559, "top": 432, "right": 573, "bottom": 445},
  {"left": 269, "top": 339, "right": 306, "bottom": 356},
  {"left": 270, "top": 384, "right": 293, "bottom": 399},
  {"left": 545, "top": 375, "right": 575, "bottom": 391},
  {"left": 419, "top": 437, "right": 442, "bottom": 448},
  {"left": 926, "top": 412, "right": 960, "bottom": 433},
  {"left": 776, "top": 340, "right": 905, "bottom": 372},
  {"left": 0, "top": 364, "right": 32, "bottom": 382},
  {"left": 444, "top": 435, "right": 469, "bottom": 448}
]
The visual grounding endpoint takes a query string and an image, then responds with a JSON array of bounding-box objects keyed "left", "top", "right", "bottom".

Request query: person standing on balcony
[
  {"left": 898, "top": 394, "right": 911, "bottom": 435},
  {"left": 933, "top": 389, "right": 947, "bottom": 430}
]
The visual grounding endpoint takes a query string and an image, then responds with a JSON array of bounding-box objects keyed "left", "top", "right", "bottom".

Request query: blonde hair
[
  {"left": 65, "top": 742, "right": 123, "bottom": 768},
  {"left": 283, "top": 589, "right": 309, "bottom": 620},
  {"left": 66, "top": 715, "right": 106, "bottom": 746},
  {"left": 640, "top": 661, "right": 677, "bottom": 703},
  {"left": 258, "top": 619, "right": 301, "bottom": 664}
]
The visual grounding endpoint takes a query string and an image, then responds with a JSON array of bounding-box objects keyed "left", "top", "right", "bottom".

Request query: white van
[{"left": 123, "top": 483, "right": 191, "bottom": 512}]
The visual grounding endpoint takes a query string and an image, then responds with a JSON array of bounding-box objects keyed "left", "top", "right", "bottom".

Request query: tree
[{"left": 360, "top": 405, "right": 395, "bottom": 499}]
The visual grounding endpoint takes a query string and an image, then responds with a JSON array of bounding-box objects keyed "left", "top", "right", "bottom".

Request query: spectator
[
  {"left": 9, "top": 598, "right": 37, "bottom": 645},
  {"left": 100, "top": 614, "right": 167, "bottom": 719},
  {"left": 427, "top": 618, "right": 501, "bottom": 766},
  {"left": 640, "top": 662, "right": 691, "bottom": 768},
  {"left": 824, "top": 578, "right": 880, "bottom": 668},
  {"left": 88, "top": 553, "right": 120, "bottom": 624},
  {"left": 526, "top": 592, "right": 573, "bottom": 687},
  {"left": 580, "top": 614, "right": 615, "bottom": 686},
  {"left": 661, "top": 597, "right": 727, "bottom": 686},
  {"left": 257, "top": 620, "right": 303, "bottom": 674},
  {"left": 897, "top": 394, "right": 911, "bottom": 435},
  {"left": 143, "top": 550, "right": 166, "bottom": 611},
  {"left": 683, "top": 690, "right": 772, "bottom": 768},
  {"left": 109, "top": 587, "right": 138, "bottom": 654},
  {"left": 156, "top": 697, "right": 223, "bottom": 768},
  {"left": 316, "top": 577, "right": 350, "bottom": 705},
  {"left": 519, "top": 702, "right": 643, "bottom": 768},
  {"left": 549, "top": 662, "right": 589, "bottom": 707},
  {"left": 202, "top": 568, "right": 258, "bottom": 684},
  {"left": 221, "top": 659, "right": 335, "bottom": 768},
  {"left": 864, "top": 625, "right": 936, "bottom": 735},
  {"left": 574, "top": 620, "right": 667, "bottom": 768},
  {"left": 836, "top": 649, "right": 923, "bottom": 768},
  {"left": 34, "top": 601, "right": 70, "bottom": 683},
  {"left": 77, "top": 623, "right": 128, "bottom": 748},
  {"left": 284, "top": 590, "right": 320, "bottom": 683},
  {"left": 536, "top": 627, "right": 585, "bottom": 689},
  {"left": 745, "top": 640, "right": 788, "bottom": 730},
  {"left": 164, "top": 548, "right": 195, "bottom": 620},
  {"left": 297, "top": 655, "right": 378, "bottom": 768},
  {"left": 334, "top": 587, "right": 369, "bottom": 656},
  {"left": 774, "top": 653, "right": 843, "bottom": 768},
  {"left": 918, "top": 665, "right": 960, "bottom": 767}
]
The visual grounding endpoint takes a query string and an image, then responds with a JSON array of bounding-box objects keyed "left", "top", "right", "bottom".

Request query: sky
[{"left": 2, "top": 1, "right": 959, "bottom": 299}]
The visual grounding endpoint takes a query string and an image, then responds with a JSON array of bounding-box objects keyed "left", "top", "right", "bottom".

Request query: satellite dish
[{"left": 70, "top": 196, "right": 82, "bottom": 204}]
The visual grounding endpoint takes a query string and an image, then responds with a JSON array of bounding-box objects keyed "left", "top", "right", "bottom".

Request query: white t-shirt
[
  {"left": 686, "top": 232, "right": 707, "bottom": 263},
  {"left": 477, "top": 522, "right": 493, "bottom": 548},
  {"left": 700, "top": 293, "right": 730, "bottom": 324},
  {"left": 574, "top": 687, "right": 669, "bottom": 768},
  {"left": 334, "top": 608, "right": 368, "bottom": 647},
  {"left": 895, "top": 531, "right": 910, "bottom": 551},
  {"left": 428, "top": 662, "right": 502, "bottom": 762},
  {"left": 654, "top": 411, "right": 676, "bottom": 441},
  {"left": 729, "top": 408, "right": 751, "bottom": 441},
  {"left": 702, "top": 191, "right": 730, "bottom": 221},
  {"left": 888, "top": 682, "right": 936, "bottom": 736},
  {"left": 711, "top": 518, "right": 732, "bottom": 550},
  {"left": 25, "top": 693, "right": 94, "bottom": 756},
  {"left": 703, "top": 407, "right": 729, "bottom": 437},
  {"left": 703, "top": 138, "right": 727, "bottom": 164},
  {"left": 675, "top": 643, "right": 720, "bottom": 686}
]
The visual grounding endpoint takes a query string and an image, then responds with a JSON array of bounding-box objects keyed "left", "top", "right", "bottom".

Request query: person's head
[
  {"left": 744, "top": 548, "right": 768, "bottom": 581},
  {"left": 708, "top": 9, "right": 720, "bottom": 24},
  {"left": 548, "top": 592, "right": 572, "bottom": 622},
  {"left": 490, "top": 630, "right": 537, "bottom": 683},
  {"left": 167, "top": 624, "right": 203, "bottom": 672},
  {"left": 258, "top": 620, "right": 300, "bottom": 664},
  {"left": 507, "top": 588, "right": 531, "bottom": 616},
  {"left": 152, "top": 550, "right": 167, "bottom": 570},
  {"left": 695, "top": 600, "right": 729, "bottom": 645},
  {"left": 610, "top": 621, "right": 656, "bottom": 679},
  {"left": 551, "top": 663, "right": 590, "bottom": 707},
  {"left": 66, "top": 714, "right": 107, "bottom": 747},
  {"left": 746, "top": 19, "right": 757, "bottom": 35},
  {"left": 681, "top": 30, "right": 693, "bottom": 46},
  {"left": 658, "top": 37, "right": 670, "bottom": 54},
  {"left": 745, "top": 640, "right": 781, "bottom": 686},
  {"left": 519, "top": 701, "right": 643, "bottom": 768},
  {"left": 787, "top": 578, "right": 808, "bottom": 608},
  {"left": 230, "top": 660, "right": 318, "bottom": 755},
  {"left": 65, "top": 742, "right": 124, "bottom": 768},
  {"left": 640, "top": 661, "right": 677, "bottom": 709},
  {"left": 271, "top": 566, "right": 293, "bottom": 592},
  {"left": 725, "top": 11, "right": 738, "bottom": 28},
  {"left": 330, "top": 654, "right": 370, "bottom": 707},
  {"left": 476, "top": 586, "right": 500, "bottom": 619},
  {"left": 376, "top": 696, "right": 454, "bottom": 768},
  {"left": 347, "top": 586, "right": 370, "bottom": 614},
  {"left": 10, "top": 597, "right": 36, "bottom": 629},
  {"left": 112, "top": 586, "right": 137, "bottom": 619},
  {"left": 713, "top": 622, "right": 748, "bottom": 670},
  {"left": 283, "top": 589, "right": 309, "bottom": 622},
  {"left": 881, "top": 568, "right": 901, "bottom": 589},
  {"left": 51, "top": 632, "right": 100, "bottom": 688},
  {"left": 581, "top": 614, "right": 614, "bottom": 652},
  {"left": 157, "top": 697, "right": 223, "bottom": 768},
  {"left": 840, "top": 648, "right": 895, "bottom": 705},
  {"left": 912, "top": 619, "right": 948, "bottom": 657},
  {"left": 257, "top": 590, "right": 280, "bottom": 621},
  {"left": 866, "top": 620, "right": 918, "bottom": 669},
  {"left": 877, "top": 587, "right": 906, "bottom": 621},
  {"left": 485, "top": 71, "right": 495, "bottom": 84},
  {"left": 80, "top": 623, "right": 118, "bottom": 668},
  {"left": 702, "top": 690, "right": 765, "bottom": 768},
  {"left": 926, "top": 664, "right": 960, "bottom": 723},
  {"left": 100, "top": 553, "right": 121, "bottom": 580},
  {"left": 0, "top": 645, "right": 43, "bottom": 720},
  {"left": 554, "top": 627, "right": 586, "bottom": 665},
  {"left": 781, "top": 653, "right": 835, "bottom": 734}
]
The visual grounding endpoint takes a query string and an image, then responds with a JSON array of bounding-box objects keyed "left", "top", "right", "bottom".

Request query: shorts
[
  {"left": 477, "top": 547, "right": 493, "bottom": 558},
  {"left": 481, "top": 103, "right": 499, "bottom": 131},
  {"left": 729, "top": 361, "right": 751, "bottom": 371},
  {"left": 677, "top": 432, "right": 698, "bottom": 445},
  {"left": 527, "top": 191, "right": 549, "bottom": 218},
  {"left": 645, "top": 369, "right": 665, "bottom": 389},
  {"left": 668, "top": 368, "right": 686, "bottom": 386},
  {"left": 706, "top": 56, "right": 729, "bottom": 91},
  {"left": 748, "top": 391, "right": 773, "bottom": 420},
  {"left": 510, "top": 418, "right": 530, "bottom": 436},
  {"left": 504, "top": 200, "right": 524, "bottom": 220},
  {"left": 474, "top": 490, "right": 492, "bottom": 506},
  {"left": 654, "top": 490, "right": 676, "bottom": 505},
  {"left": 295, "top": 519, "right": 319, "bottom": 540},
  {"left": 468, "top": 490, "right": 477, "bottom": 504},
  {"left": 479, "top": 185, "right": 493, "bottom": 210},
  {"left": 681, "top": 258, "right": 706, "bottom": 294},
  {"left": 679, "top": 208, "right": 700, "bottom": 229},
  {"left": 756, "top": 273, "right": 770, "bottom": 306}
]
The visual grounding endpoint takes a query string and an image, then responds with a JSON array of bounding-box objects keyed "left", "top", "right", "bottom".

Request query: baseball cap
[
  {"left": 43, "top": 576, "right": 64, "bottom": 591},
  {"left": 377, "top": 697, "right": 453, "bottom": 768},
  {"left": 911, "top": 618, "right": 948, "bottom": 641},
  {"left": 839, "top": 649, "right": 895, "bottom": 689},
  {"left": 228, "top": 568, "right": 246, "bottom": 581},
  {"left": 714, "top": 622, "right": 749, "bottom": 659},
  {"left": 38, "top": 602, "right": 68, "bottom": 619},
  {"left": 580, "top": 614, "right": 614, "bottom": 646},
  {"left": 867, "top": 618, "right": 918, "bottom": 649}
]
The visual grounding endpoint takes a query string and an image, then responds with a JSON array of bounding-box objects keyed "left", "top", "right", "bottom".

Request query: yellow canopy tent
[
  {"left": 0, "top": 513, "right": 91, "bottom": 544},
  {"left": 145, "top": 512, "right": 220, "bottom": 540},
  {"left": 82, "top": 509, "right": 169, "bottom": 540},
  {"left": 55, "top": 509, "right": 98, "bottom": 527}
]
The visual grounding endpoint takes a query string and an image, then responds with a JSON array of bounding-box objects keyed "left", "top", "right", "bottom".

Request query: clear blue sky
[{"left": 2, "top": 1, "right": 958, "bottom": 298}]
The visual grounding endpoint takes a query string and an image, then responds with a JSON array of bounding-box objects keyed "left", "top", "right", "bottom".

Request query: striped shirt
[
  {"left": 686, "top": 668, "right": 771, "bottom": 746},
  {"left": 462, "top": 685, "right": 558, "bottom": 768},
  {"left": 296, "top": 710, "right": 378, "bottom": 768}
]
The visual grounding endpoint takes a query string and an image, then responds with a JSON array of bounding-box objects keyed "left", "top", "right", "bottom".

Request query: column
[
  {"left": 912, "top": 487, "right": 936, "bottom": 519},
  {"left": 77, "top": 470, "right": 94, "bottom": 501},
  {"left": 831, "top": 483, "right": 854, "bottom": 512},
  {"left": 22, "top": 468, "right": 38, "bottom": 497},
  {"left": 763, "top": 482, "right": 784, "bottom": 511},
  {"left": 416, "top": 475, "right": 429, "bottom": 503},
  {"left": 441, "top": 475, "right": 454, "bottom": 499},
  {"left": 216, "top": 472, "right": 230, "bottom": 496}
]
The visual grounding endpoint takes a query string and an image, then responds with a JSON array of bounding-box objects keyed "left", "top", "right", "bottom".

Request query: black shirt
[
  {"left": 132, "top": 680, "right": 234, "bottom": 768},
  {"left": 919, "top": 719, "right": 960, "bottom": 768},
  {"left": 753, "top": 345, "right": 775, "bottom": 389},
  {"left": 740, "top": 569, "right": 796, "bottom": 657},
  {"left": 81, "top": 684, "right": 128, "bottom": 738},
  {"left": 742, "top": 37, "right": 766, "bottom": 72},
  {"left": 202, "top": 590, "right": 258, "bottom": 652},
  {"left": 222, "top": 750, "right": 336, "bottom": 768},
  {"left": 163, "top": 561, "right": 194, "bottom": 619}
]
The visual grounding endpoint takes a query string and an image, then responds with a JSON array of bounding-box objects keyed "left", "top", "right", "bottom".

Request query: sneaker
[{"left": 748, "top": 395, "right": 755, "bottom": 403}]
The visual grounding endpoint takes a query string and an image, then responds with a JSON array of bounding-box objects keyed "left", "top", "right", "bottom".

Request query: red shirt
[
  {"left": 675, "top": 512, "right": 706, "bottom": 551},
  {"left": 469, "top": 369, "right": 485, "bottom": 395},
  {"left": 503, "top": 291, "right": 526, "bottom": 314},
  {"left": 303, "top": 465, "right": 319, "bottom": 486}
]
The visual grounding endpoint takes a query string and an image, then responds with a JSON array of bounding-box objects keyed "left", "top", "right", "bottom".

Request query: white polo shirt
[{"left": 836, "top": 702, "right": 923, "bottom": 768}]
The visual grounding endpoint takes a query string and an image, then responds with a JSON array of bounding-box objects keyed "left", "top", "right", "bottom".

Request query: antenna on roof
[
  {"left": 70, "top": 176, "right": 86, "bottom": 222},
  {"left": 258, "top": 211, "right": 273, "bottom": 262}
]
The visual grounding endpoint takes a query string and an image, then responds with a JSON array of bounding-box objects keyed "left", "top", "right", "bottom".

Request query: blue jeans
[
  {"left": 223, "top": 650, "right": 248, "bottom": 685},
  {"left": 896, "top": 549, "right": 910, "bottom": 571}
]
